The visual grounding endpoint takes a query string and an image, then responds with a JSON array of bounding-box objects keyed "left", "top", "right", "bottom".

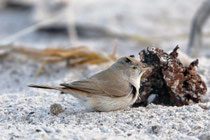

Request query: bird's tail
[
  {"left": 28, "top": 84, "right": 89, "bottom": 96},
  {"left": 28, "top": 84, "right": 67, "bottom": 92}
]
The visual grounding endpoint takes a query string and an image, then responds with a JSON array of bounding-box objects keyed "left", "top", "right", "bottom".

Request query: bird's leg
[{"left": 188, "top": 0, "right": 210, "bottom": 57}]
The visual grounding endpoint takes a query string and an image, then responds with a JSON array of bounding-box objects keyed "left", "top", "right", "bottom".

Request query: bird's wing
[{"left": 60, "top": 79, "right": 132, "bottom": 97}]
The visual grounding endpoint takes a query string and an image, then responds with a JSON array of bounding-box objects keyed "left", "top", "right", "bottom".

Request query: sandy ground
[{"left": 0, "top": 0, "right": 210, "bottom": 139}]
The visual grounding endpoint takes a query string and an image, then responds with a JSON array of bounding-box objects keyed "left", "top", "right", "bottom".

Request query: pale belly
[
  {"left": 70, "top": 90, "right": 138, "bottom": 112},
  {"left": 87, "top": 94, "right": 137, "bottom": 112}
]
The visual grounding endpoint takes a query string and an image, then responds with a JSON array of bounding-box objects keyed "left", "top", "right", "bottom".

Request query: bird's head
[{"left": 111, "top": 56, "right": 150, "bottom": 81}]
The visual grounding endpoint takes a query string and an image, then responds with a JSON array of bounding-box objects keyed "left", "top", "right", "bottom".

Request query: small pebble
[{"left": 50, "top": 103, "right": 64, "bottom": 115}]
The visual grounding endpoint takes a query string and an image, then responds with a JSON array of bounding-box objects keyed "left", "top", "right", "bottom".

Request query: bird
[{"left": 29, "top": 56, "right": 149, "bottom": 112}]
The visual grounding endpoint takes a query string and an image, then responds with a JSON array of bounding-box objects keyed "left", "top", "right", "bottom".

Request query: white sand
[{"left": 0, "top": 0, "right": 210, "bottom": 139}]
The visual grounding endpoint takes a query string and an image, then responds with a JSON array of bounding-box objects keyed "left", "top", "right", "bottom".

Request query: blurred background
[
  {"left": 0, "top": 1, "right": 209, "bottom": 139},
  {"left": 0, "top": 0, "right": 210, "bottom": 55},
  {"left": 0, "top": 0, "right": 210, "bottom": 93}
]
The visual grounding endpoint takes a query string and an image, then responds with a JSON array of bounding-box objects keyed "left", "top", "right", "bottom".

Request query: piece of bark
[{"left": 133, "top": 46, "right": 207, "bottom": 107}]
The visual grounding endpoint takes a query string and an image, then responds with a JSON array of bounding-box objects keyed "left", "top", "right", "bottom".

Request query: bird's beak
[
  {"left": 139, "top": 67, "right": 152, "bottom": 78},
  {"left": 141, "top": 67, "right": 151, "bottom": 72}
]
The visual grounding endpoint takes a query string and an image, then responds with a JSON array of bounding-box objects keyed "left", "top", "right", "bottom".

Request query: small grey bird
[{"left": 29, "top": 56, "right": 149, "bottom": 112}]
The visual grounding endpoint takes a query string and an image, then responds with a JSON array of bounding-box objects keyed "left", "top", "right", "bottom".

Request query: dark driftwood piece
[{"left": 133, "top": 46, "right": 207, "bottom": 107}]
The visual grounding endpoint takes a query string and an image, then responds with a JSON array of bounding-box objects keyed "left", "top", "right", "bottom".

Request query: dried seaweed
[
  {"left": 133, "top": 46, "right": 207, "bottom": 107},
  {"left": 0, "top": 44, "right": 117, "bottom": 76}
]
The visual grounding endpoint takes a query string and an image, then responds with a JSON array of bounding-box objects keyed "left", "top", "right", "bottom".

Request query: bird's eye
[{"left": 132, "top": 66, "right": 137, "bottom": 70}]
